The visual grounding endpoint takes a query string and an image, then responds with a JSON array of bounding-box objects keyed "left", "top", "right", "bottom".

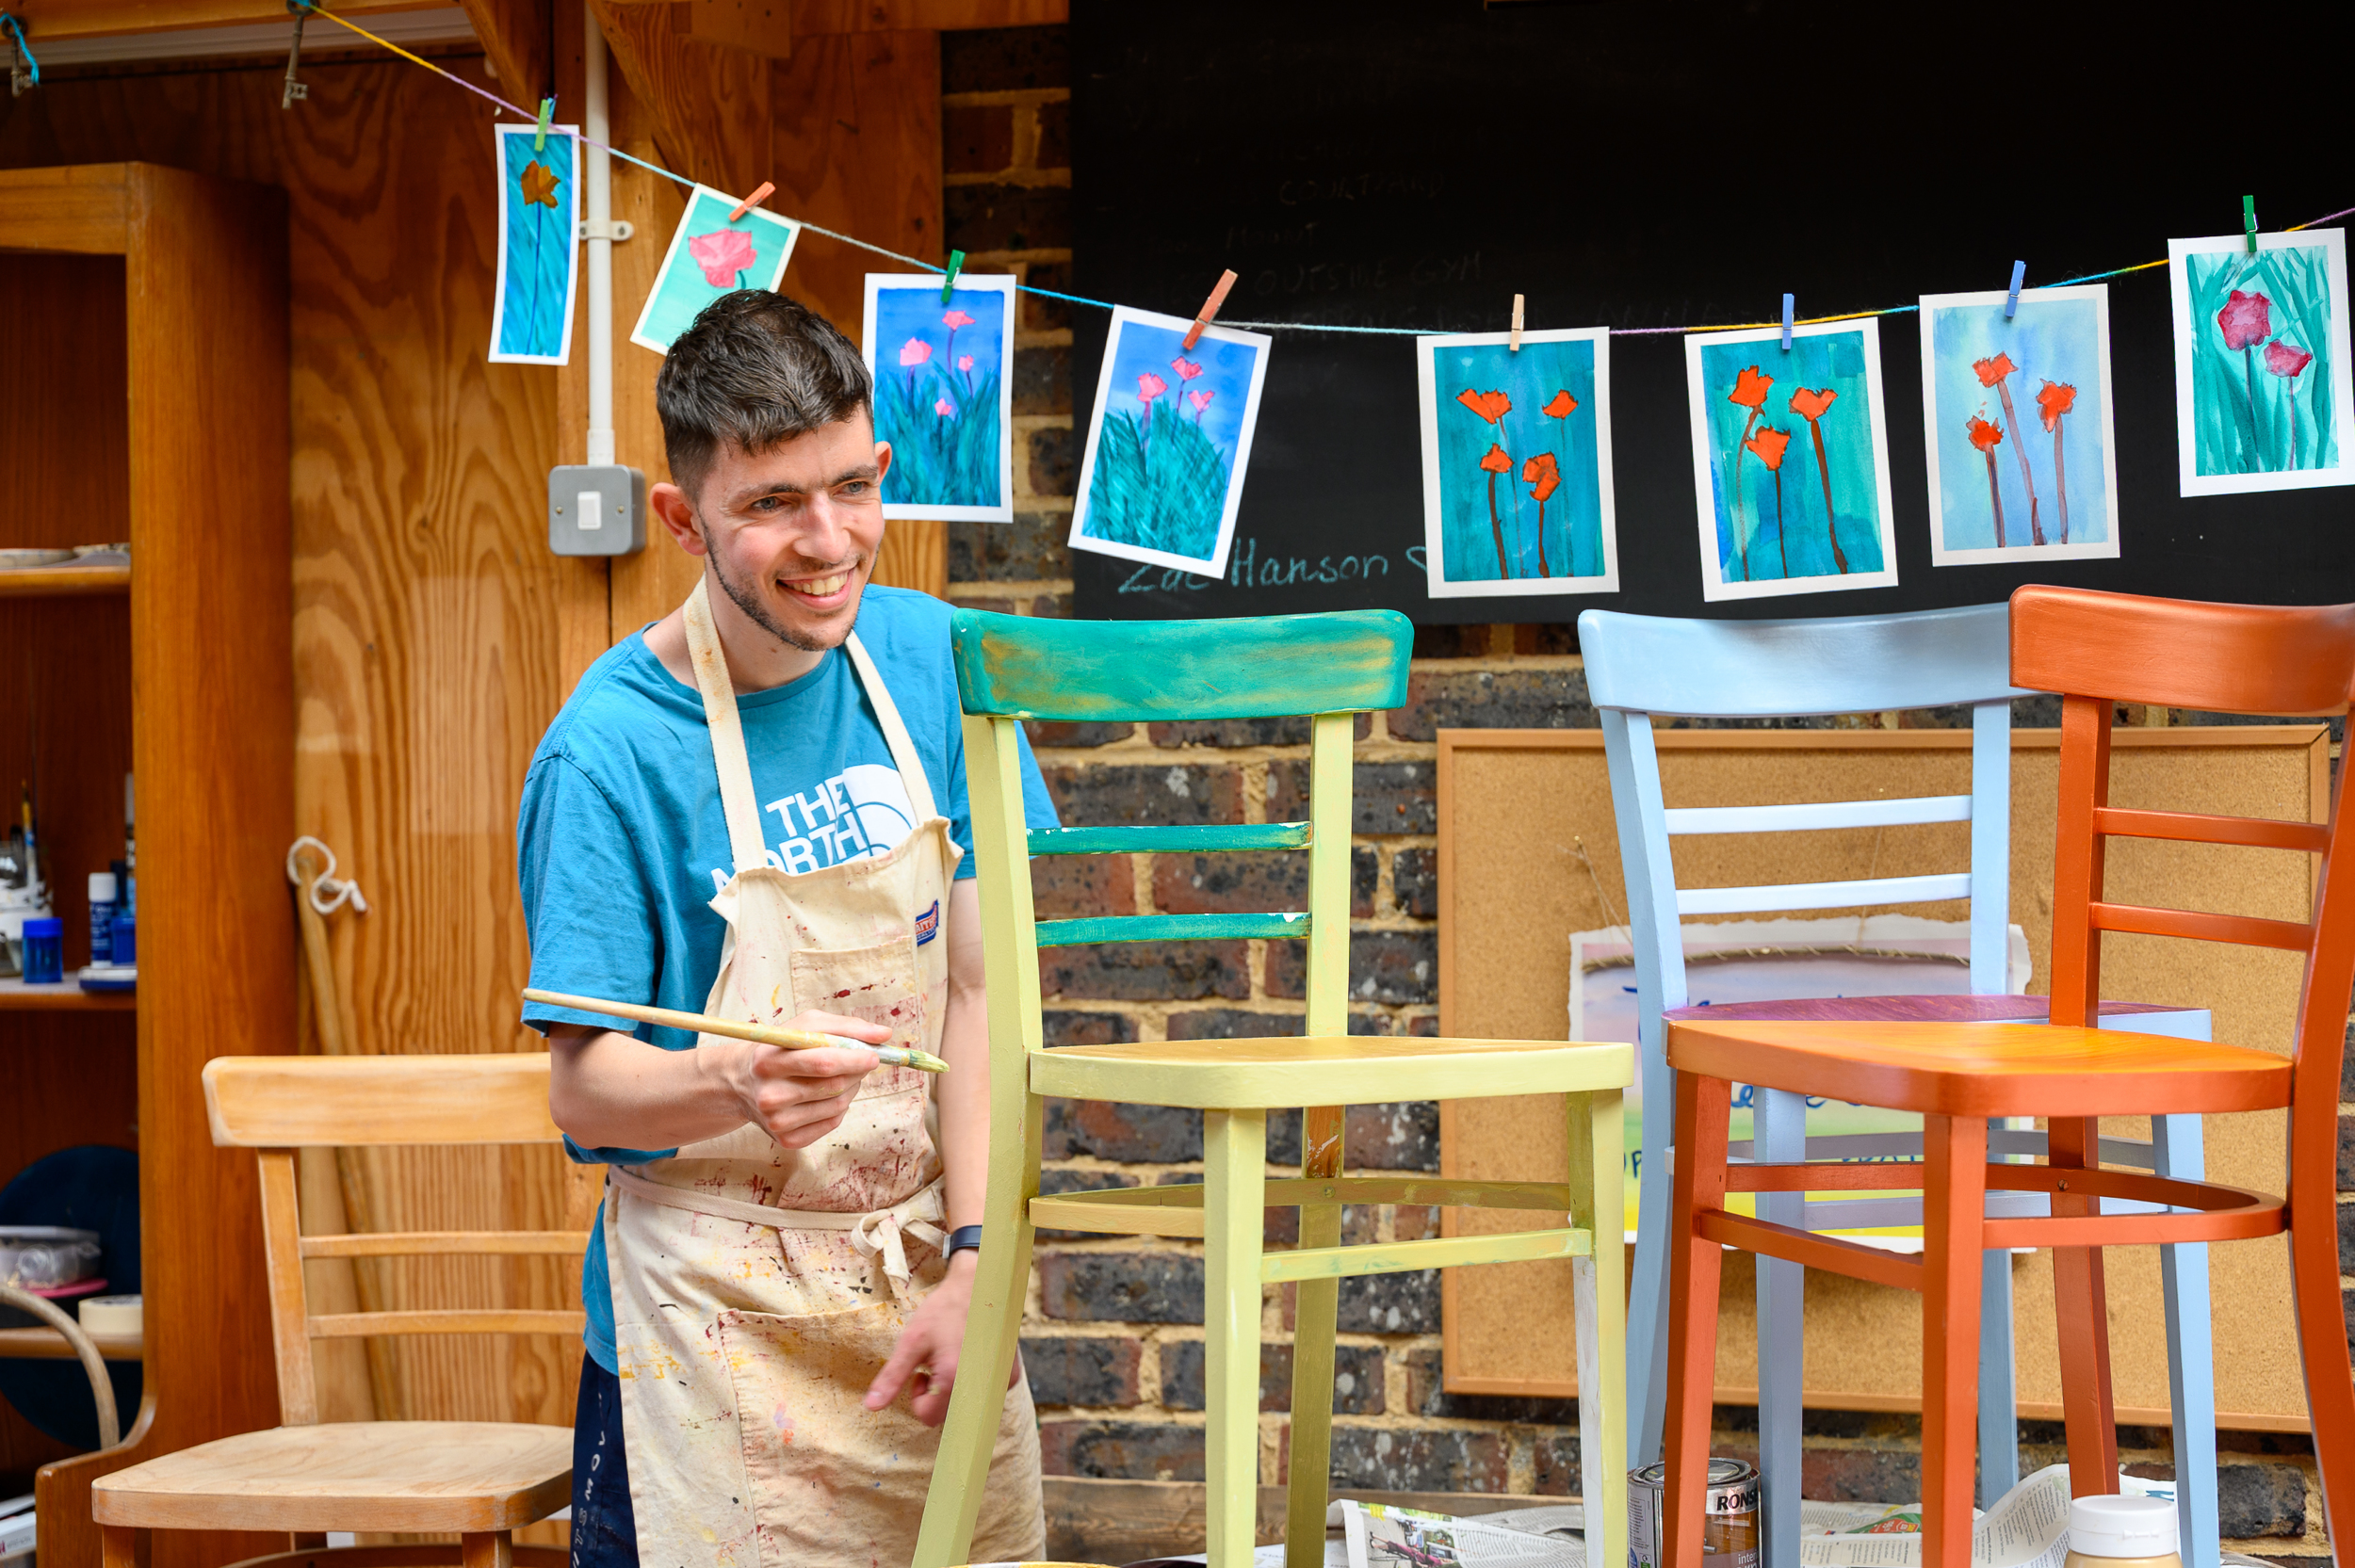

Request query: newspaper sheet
[
  {"left": 1796, "top": 1466, "right": 2174, "bottom": 1568},
  {"left": 1341, "top": 1501, "right": 1586, "bottom": 1568}
]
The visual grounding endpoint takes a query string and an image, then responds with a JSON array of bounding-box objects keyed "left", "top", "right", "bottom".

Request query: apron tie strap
[
  {"left": 610, "top": 1168, "right": 948, "bottom": 1300},
  {"left": 851, "top": 1205, "right": 950, "bottom": 1301}
]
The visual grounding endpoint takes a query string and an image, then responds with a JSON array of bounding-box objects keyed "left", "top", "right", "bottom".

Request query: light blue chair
[{"left": 1579, "top": 603, "right": 2220, "bottom": 1568}]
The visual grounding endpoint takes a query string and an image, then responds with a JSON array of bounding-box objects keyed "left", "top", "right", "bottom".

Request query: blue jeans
[{"left": 570, "top": 1355, "right": 637, "bottom": 1568}]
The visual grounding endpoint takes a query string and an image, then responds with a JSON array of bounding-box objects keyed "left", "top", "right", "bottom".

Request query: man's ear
[
  {"left": 874, "top": 440, "right": 893, "bottom": 485},
  {"left": 649, "top": 480, "right": 706, "bottom": 557}
]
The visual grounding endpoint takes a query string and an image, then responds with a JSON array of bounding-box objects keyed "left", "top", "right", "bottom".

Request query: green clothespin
[
  {"left": 534, "top": 95, "right": 554, "bottom": 152},
  {"left": 941, "top": 249, "right": 966, "bottom": 305},
  {"left": 2244, "top": 194, "right": 2259, "bottom": 254}
]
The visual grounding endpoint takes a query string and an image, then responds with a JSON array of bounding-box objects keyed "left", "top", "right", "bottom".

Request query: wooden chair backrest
[
  {"left": 2012, "top": 586, "right": 2355, "bottom": 1120},
  {"left": 203, "top": 1054, "right": 585, "bottom": 1426},
  {"left": 952, "top": 607, "right": 1414, "bottom": 1050},
  {"left": 1578, "top": 603, "right": 2034, "bottom": 1042}
]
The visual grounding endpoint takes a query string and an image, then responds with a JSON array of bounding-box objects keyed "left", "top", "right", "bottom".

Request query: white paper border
[
  {"left": 1682, "top": 319, "right": 1900, "bottom": 603},
  {"left": 1918, "top": 284, "right": 2121, "bottom": 566},
  {"left": 859, "top": 272, "right": 1017, "bottom": 523},
  {"left": 1067, "top": 304, "right": 1272, "bottom": 579},
  {"left": 2168, "top": 227, "right": 2355, "bottom": 496},
  {"left": 487, "top": 123, "right": 580, "bottom": 366},
  {"left": 1414, "top": 327, "right": 1619, "bottom": 599},
  {"left": 628, "top": 185, "right": 802, "bottom": 356}
]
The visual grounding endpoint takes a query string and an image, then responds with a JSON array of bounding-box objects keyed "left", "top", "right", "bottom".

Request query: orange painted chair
[{"left": 1660, "top": 586, "right": 2355, "bottom": 1568}]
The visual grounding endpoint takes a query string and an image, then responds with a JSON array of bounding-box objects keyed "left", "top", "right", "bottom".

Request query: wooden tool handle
[{"left": 524, "top": 988, "right": 861, "bottom": 1053}]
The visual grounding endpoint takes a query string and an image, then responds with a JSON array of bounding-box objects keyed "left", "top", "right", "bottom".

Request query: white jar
[{"left": 2064, "top": 1495, "right": 2180, "bottom": 1568}]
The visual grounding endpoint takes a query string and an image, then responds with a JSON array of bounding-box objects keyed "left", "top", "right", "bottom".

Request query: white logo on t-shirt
[{"left": 706, "top": 763, "right": 918, "bottom": 891}]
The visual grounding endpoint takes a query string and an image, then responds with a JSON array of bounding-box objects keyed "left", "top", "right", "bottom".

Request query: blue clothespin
[
  {"left": 534, "top": 95, "right": 554, "bottom": 152},
  {"left": 2005, "top": 260, "right": 2025, "bottom": 319},
  {"left": 941, "top": 249, "right": 966, "bottom": 305},
  {"left": 2244, "top": 195, "right": 2259, "bottom": 255},
  {"left": 2, "top": 11, "right": 38, "bottom": 98},
  {"left": 1780, "top": 294, "right": 1793, "bottom": 350}
]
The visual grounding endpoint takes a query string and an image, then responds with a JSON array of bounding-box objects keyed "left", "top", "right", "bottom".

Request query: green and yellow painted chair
[{"left": 913, "top": 607, "right": 1633, "bottom": 1568}]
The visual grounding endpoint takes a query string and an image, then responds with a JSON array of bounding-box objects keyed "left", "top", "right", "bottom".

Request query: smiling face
[{"left": 651, "top": 413, "right": 893, "bottom": 655}]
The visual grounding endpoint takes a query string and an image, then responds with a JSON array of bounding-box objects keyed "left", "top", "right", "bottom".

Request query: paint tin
[{"left": 1628, "top": 1457, "right": 1762, "bottom": 1568}]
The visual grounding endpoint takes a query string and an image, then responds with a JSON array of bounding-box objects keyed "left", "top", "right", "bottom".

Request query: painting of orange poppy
[
  {"left": 1416, "top": 326, "right": 1618, "bottom": 599},
  {"left": 1683, "top": 320, "right": 1897, "bottom": 602},
  {"left": 1920, "top": 283, "right": 2120, "bottom": 563},
  {"left": 490, "top": 121, "right": 581, "bottom": 364}
]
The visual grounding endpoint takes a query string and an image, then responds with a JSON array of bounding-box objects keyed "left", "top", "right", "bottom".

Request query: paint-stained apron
[{"left": 605, "top": 578, "right": 1045, "bottom": 1568}]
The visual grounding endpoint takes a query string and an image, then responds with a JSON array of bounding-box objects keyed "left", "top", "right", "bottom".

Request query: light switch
[{"left": 549, "top": 464, "right": 645, "bottom": 556}]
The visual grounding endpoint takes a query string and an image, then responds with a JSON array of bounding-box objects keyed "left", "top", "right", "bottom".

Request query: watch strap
[{"left": 946, "top": 1224, "right": 984, "bottom": 1256}]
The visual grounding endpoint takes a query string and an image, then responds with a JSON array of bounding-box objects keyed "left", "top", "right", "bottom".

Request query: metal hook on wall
[
  {"left": 282, "top": 0, "right": 310, "bottom": 107},
  {"left": 2, "top": 12, "right": 38, "bottom": 99}
]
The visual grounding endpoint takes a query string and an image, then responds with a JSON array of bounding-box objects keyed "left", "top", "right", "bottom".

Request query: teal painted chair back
[{"left": 951, "top": 608, "right": 1415, "bottom": 1044}]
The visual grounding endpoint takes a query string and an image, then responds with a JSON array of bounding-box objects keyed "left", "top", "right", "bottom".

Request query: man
[{"left": 518, "top": 290, "right": 1055, "bottom": 1568}]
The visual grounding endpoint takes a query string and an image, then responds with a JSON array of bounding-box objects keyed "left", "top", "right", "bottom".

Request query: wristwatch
[{"left": 946, "top": 1224, "right": 984, "bottom": 1257}]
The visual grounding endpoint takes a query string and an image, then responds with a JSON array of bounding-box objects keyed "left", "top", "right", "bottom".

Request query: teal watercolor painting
[
  {"left": 1920, "top": 284, "right": 2120, "bottom": 564},
  {"left": 629, "top": 185, "right": 801, "bottom": 355},
  {"left": 1682, "top": 321, "right": 1898, "bottom": 601},
  {"left": 488, "top": 123, "right": 579, "bottom": 365},
  {"left": 1069, "top": 304, "right": 1271, "bottom": 576},
  {"left": 1415, "top": 328, "right": 1618, "bottom": 598},
  {"left": 2168, "top": 228, "right": 2354, "bottom": 495},
  {"left": 862, "top": 273, "right": 1015, "bottom": 522}
]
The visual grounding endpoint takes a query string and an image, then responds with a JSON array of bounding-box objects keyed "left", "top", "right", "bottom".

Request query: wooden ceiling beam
[
  {"left": 588, "top": 0, "right": 771, "bottom": 198},
  {"left": 455, "top": 0, "right": 552, "bottom": 103},
  {"left": 4, "top": 0, "right": 449, "bottom": 43}
]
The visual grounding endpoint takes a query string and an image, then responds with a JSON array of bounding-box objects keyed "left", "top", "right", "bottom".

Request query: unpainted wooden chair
[
  {"left": 94, "top": 1054, "right": 586, "bottom": 1568},
  {"left": 913, "top": 608, "right": 1634, "bottom": 1568},
  {"left": 1579, "top": 601, "right": 2221, "bottom": 1568},
  {"left": 1659, "top": 587, "right": 2355, "bottom": 1568}
]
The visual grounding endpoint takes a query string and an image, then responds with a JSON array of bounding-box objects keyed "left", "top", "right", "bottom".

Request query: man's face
[{"left": 663, "top": 414, "right": 891, "bottom": 653}]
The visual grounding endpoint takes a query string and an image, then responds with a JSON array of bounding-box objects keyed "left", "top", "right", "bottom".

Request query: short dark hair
[{"left": 655, "top": 290, "right": 873, "bottom": 504}]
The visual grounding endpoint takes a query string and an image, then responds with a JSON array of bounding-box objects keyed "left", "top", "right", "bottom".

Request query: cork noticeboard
[{"left": 1436, "top": 726, "right": 2330, "bottom": 1432}]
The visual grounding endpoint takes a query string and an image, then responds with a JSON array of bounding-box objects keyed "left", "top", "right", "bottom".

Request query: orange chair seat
[{"left": 1665, "top": 1020, "right": 2290, "bottom": 1119}]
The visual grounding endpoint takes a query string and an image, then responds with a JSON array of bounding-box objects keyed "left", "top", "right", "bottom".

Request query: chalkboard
[{"left": 1070, "top": 2, "right": 2355, "bottom": 626}]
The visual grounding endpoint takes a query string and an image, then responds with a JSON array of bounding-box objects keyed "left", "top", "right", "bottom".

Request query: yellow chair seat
[
  {"left": 94, "top": 1420, "right": 573, "bottom": 1534},
  {"left": 1033, "top": 1035, "right": 1632, "bottom": 1108}
]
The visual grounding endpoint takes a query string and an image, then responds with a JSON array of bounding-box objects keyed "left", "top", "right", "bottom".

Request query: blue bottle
[{"left": 22, "top": 916, "right": 63, "bottom": 984}]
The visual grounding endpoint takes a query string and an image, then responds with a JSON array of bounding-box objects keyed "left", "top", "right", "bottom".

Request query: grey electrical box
[{"left": 549, "top": 464, "right": 647, "bottom": 556}]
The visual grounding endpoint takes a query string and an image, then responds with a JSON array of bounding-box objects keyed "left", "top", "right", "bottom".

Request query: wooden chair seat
[
  {"left": 1668, "top": 1020, "right": 2289, "bottom": 1119},
  {"left": 1034, "top": 1035, "right": 1632, "bottom": 1108},
  {"left": 93, "top": 1420, "right": 574, "bottom": 1535}
]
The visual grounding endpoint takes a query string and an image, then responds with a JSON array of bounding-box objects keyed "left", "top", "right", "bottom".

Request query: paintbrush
[{"left": 522, "top": 988, "right": 950, "bottom": 1074}]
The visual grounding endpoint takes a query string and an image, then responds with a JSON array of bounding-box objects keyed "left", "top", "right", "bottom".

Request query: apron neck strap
[
  {"left": 682, "top": 578, "right": 773, "bottom": 874},
  {"left": 843, "top": 630, "right": 940, "bottom": 824}
]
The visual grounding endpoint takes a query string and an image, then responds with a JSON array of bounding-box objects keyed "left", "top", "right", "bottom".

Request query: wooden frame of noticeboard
[{"left": 1436, "top": 725, "right": 2328, "bottom": 1432}]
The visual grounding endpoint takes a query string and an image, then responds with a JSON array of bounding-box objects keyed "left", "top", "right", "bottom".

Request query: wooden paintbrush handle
[{"left": 520, "top": 988, "right": 947, "bottom": 1073}]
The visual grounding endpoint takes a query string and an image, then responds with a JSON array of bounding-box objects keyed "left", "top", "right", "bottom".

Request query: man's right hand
[{"left": 723, "top": 1010, "right": 893, "bottom": 1148}]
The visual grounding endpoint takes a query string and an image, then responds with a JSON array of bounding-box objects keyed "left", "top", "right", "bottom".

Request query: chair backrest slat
[
  {"left": 1031, "top": 822, "right": 1313, "bottom": 855},
  {"left": 2088, "top": 901, "right": 2314, "bottom": 953},
  {"left": 1037, "top": 912, "right": 1311, "bottom": 947},
  {"left": 1675, "top": 872, "right": 1973, "bottom": 919},
  {"left": 1665, "top": 795, "right": 1972, "bottom": 836},
  {"left": 2090, "top": 806, "right": 2331, "bottom": 855},
  {"left": 1584, "top": 603, "right": 2028, "bottom": 717},
  {"left": 300, "top": 1230, "right": 590, "bottom": 1259}
]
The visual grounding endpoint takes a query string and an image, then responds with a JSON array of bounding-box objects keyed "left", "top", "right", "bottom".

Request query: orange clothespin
[
  {"left": 728, "top": 181, "right": 775, "bottom": 223},
  {"left": 1181, "top": 269, "right": 1239, "bottom": 351},
  {"left": 1510, "top": 294, "right": 1524, "bottom": 352}
]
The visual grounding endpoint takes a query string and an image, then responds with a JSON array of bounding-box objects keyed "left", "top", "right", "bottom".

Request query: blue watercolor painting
[
  {"left": 489, "top": 123, "right": 578, "bottom": 364},
  {"left": 864, "top": 274, "right": 1014, "bottom": 521},
  {"left": 1418, "top": 330, "right": 1617, "bottom": 597},
  {"left": 1070, "top": 306, "right": 1271, "bottom": 575},
  {"left": 1921, "top": 286, "right": 2119, "bottom": 563},
  {"left": 630, "top": 185, "right": 801, "bottom": 355},
  {"left": 2169, "top": 229, "right": 2353, "bottom": 495},
  {"left": 1684, "top": 322, "right": 1898, "bottom": 602}
]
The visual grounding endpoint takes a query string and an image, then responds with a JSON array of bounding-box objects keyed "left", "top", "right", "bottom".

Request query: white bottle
[
  {"left": 89, "top": 871, "right": 119, "bottom": 964},
  {"left": 2064, "top": 1495, "right": 2181, "bottom": 1568}
]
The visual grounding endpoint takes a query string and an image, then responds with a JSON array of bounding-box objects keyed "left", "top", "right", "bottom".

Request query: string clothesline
[{"left": 304, "top": 2, "right": 2355, "bottom": 340}]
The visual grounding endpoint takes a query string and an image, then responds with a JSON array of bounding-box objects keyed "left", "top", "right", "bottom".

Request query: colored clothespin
[
  {"left": 3, "top": 11, "right": 39, "bottom": 98},
  {"left": 1509, "top": 294, "right": 1524, "bottom": 352},
  {"left": 2244, "top": 194, "right": 2259, "bottom": 254},
  {"left": 2005, "top": 259, "right": 2025, "bottom": 319},
  {"left": 533, "top": 95, "right": 554, "bottom": 151},
  {"left": 1780, "top": 293, "right": 1793, "bottom": 350},
  {"left": 281, "top": 0, "right": 309, "bottom": 108},
  {"left": 941, "top": 249, "right": 966, "bottom": 305},
  {"left": 728, "top": 180, "right": 775, "bottom": 223},
  {"left": 1181, "top": 269, "right": 1239, "bottom": 351}
]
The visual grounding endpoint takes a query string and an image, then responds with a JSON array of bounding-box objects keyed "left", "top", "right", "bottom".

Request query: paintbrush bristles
[{"left": 520, "top": 987, "right": 948, "bottom": 1074}]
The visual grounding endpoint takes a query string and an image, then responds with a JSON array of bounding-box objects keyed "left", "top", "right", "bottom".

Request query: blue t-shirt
[{"left": 516, "top": 586, "right": 1056, "bottom": 1372}]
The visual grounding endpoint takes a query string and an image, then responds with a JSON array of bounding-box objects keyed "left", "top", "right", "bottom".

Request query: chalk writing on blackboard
[{"left": 1113, "top": 535, "right": 1425, "bottom": 596}]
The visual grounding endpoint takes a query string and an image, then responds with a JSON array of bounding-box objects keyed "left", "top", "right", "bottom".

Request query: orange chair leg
[
  {"left": 1922, "top": 1116, "right": 1987, "bottom": 1568},
  {"left": 1663, "top": 1070, "right": 1731, "bottom": 1568},
  {"left": 2288, "top": 1141, "right": 2355, "bottom": 1547},
  {"left": 2049, "top": 1114, "right": 2120, "bottom": 1492}
]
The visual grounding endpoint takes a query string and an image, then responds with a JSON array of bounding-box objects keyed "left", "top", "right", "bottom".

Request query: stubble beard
[{"left": 701, "top": 516, "right": 862, "bottom": 655}]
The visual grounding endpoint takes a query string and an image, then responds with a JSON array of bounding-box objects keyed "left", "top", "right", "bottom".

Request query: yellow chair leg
[
  {"left": 1570, "top": 1089, "right": 1627, "bottom": 1568},
  {"left": 1205, "top": 1107, "right": 1270, "bottom": 1568},
  {"left": 1284, "top": 1105, "right": 1344, "bottom": 1568},
  {"left": 913, "top": 1092, "right": 1044, "bottom": 1568}
]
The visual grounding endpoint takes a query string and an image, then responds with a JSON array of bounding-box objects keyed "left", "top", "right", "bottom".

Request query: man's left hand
[{"left": 863, "top": 1251, "right": 1017, "bottom": 1427}]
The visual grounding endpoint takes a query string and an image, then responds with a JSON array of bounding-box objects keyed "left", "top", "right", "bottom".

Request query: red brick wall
[{"left": 935, "top": 24, "right": 2333, "bottom": 1555}]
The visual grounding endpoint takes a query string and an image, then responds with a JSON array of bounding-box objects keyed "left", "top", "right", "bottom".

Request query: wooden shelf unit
[{"left": 0, "top": 163, "right": 295, "bottom": 1568}]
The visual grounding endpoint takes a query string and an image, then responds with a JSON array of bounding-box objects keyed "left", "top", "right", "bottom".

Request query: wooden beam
[
  {"left": 682, "top": 0, "right": 791, "bottom": 58},
  {"left": 588, "top": 0, "right": 771, "bottom": 197},
  {"left": 790, "top": 0, "right": 1062, "bottom": 31},
  {"left": 454, "top": 0, "right": 552, "bottom": 104},
  {"left": 5, "top": 0, "right": 447, "bottom": 42}
]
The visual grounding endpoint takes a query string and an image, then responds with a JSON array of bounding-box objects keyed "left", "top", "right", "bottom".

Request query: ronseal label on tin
[{"left": 1630, "top": 1458, "right": 1761, "bottom": 1568}]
